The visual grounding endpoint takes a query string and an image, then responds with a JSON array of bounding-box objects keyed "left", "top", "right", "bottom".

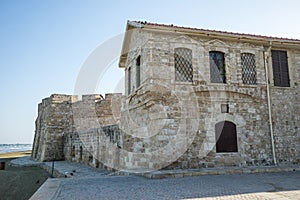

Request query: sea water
[{"left": 0, "top": 144, "right": 32, "bottom": 153}]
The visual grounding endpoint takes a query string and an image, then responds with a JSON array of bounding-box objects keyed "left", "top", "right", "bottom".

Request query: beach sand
[{"left": 0, "top": 151, "right": 50, "bottom": 200}]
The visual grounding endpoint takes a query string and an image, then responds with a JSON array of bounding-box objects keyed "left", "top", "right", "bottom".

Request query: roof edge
[{"left": 130, "top": 21, "right": 300, "bottom": 43}]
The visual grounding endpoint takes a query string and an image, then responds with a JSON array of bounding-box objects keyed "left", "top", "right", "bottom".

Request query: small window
[
  {"left": 215, "top": 121, "right": 237, "bottom": 153},
  {"left": 79, "top": 146, "right": 83, "bottom": 161},
  {"left": 136, "top": 55, "right": 141, "bottom": 88},
  {"left": 271, "top": 50, "right": 290, "bottom": 87},
  {"left": 241, "top": 53, "right": 257, "bottom": 85},
  {"left": 221, "top": 104, "right": 229, "bottom": 113},
  {"left": 72, "top": 145, "right": 75, "bottom": 158},
  {"left": 174, "top": 48, "right": 193, "bottom": 82},
  {"left": 127, "top": 67, "right": 131, "bottom": 95},
  {"left": 210, "top": 51, "right": 226, "bottom": 83}
]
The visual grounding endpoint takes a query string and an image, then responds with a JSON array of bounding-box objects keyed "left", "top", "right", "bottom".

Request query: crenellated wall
[
  {"left": 32, "top": 94, "right": 73, "bottom": 161},
  {"left": 32, "top": 93, "right": 123, "bottom": 164}
]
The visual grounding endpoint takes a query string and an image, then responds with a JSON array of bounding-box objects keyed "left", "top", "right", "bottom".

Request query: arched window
[
  {"left": 209, "top": 51, "right": 226, "bottom": 83},
  {"left": 241, "top": 53, "right": 257, "bottom": 85},
  {"left": 174, "top": 48, "right": 193, "bottom": 82},
  {"left": 215, "top": 121, "right": 238, "bottom": 152}
]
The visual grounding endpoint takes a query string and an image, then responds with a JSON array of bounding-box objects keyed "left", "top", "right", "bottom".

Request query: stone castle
[{"left": 32, "top": 21, "right": 300, "bottom": 171}]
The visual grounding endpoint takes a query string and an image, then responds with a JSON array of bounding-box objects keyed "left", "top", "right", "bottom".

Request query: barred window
[
  {"left": 210, "top": 51, "right": 226, "bottom": 83},
  {"left": 174, "top": 48, "right": 193, "bottom": 82},
  {"left": 136, "top": 55, "right": 141, "bottom": 88},
  {"left": 271, "top": 50, "right": 290, "bottom": 87},
  {"left": 215, "top": 121, "right": 238, "bottom": 153},
  {"left": 241, "top": 53, "right": 257, "bottom": 85}
]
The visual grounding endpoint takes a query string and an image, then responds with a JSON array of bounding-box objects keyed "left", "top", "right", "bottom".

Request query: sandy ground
[{"left": 0, "top": 151, "right": 50, "bottom": 200}]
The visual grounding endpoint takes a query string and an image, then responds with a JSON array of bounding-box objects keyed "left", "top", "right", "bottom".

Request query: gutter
[{"left": 264, "top": 43, "right": 277, "bottom": 165}]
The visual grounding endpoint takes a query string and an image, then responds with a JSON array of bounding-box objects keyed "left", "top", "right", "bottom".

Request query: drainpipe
[{"left": 263, "top": 43, "right": 277, "bottom": 165}]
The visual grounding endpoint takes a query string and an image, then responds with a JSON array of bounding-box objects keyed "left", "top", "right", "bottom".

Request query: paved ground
[
  {"left": 11, "top": 157, "right": 300, "bottom": 200},
  {"left": 50, "top": 172, "right": 300, "bottom": 200}
]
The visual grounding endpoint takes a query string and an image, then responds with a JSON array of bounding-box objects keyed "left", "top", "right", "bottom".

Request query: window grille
[
  {"left": 210, "top": 51, "right": 226, "bottom": 83},
  {"left": 271, "top": 50, "right": 290, "bottom": 87},
  {"left": 174, "top": 48, "right": 193, "bottom": 82},
  {"left": 241, "top": 53, "right": 257, "bottom": 85},
  {"left": 215, "top": 121, "right": 238, "bottom": 153}
]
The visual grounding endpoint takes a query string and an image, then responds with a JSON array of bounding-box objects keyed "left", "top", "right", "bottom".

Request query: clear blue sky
[{"left": 0, "top": 0, "right": 299, "bottom": 144}]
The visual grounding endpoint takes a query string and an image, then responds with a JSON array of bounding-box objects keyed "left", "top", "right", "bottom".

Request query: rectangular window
[
  {"left": 128, "top": 67, "right": 131, "bottom": 95},
  {"left": 221, "top": 104, "right": 229, "bottom": 113},
  {"left": 210, "top": 51, "right": 226, "bottom": 83},
  {"left": 241, "top": 53, "right": 257, "bottom": 85},
  {"left": 174, "top": 48, "right": 193, "bottom": 82},
  {"left": 136, "top": 55, "right": 141, "bottom": 88},
  {"left": 271, "top": 50, "right": 290, "bottom": 87}
]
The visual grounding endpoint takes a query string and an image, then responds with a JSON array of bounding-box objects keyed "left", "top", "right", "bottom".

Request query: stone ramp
[
  {"left": 10, "top": 156, "right": 112, "bottom": 178},
  {"left": 10, "top": 157, "right": 116, "bottom": 200},
  {"left": 30, "top": 179, "right": 62, "bottom": 200}
]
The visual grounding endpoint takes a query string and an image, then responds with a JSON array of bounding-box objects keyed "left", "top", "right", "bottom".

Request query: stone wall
[
  {"left": 120, "top": 27, "right": 300, "bottom": 170},
  {"left": 32, "top": 94, "right": 73, "bottom": 161},
  {"left": 32, "top": 93, "right": 123, "bottom": 166},
  {"left": 32, "top": 23, "right": 300, "bottom": 171},
  {"left": 269, "top": 51, "right": 300, "bottom": 164}
]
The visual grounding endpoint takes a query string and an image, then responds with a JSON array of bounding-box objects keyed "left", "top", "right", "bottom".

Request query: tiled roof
[{"left": 133, "top": 21, "right": 300, "bottom": 43}]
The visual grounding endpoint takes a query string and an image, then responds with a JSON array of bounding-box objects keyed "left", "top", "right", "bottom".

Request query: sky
[{"left": 0, "top": 0, "right": 300, "bottom": 144}]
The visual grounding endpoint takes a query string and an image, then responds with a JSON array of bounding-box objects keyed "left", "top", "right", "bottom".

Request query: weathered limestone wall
[
  {"left": 63, "top": 93, "right": 123, "bottom": 168},
  {"left": 121, "top": 28, "right": 299, "bottom": 170},
  {"left": 269, "top": 51, "right": 300, "bottom": 164},
  {"left": 63, "top": 125, "right": 122, "bottom": 169},
  {"left": 32, "top": 94, "right": 73, "bottom": 161},
  {"left": 32, "top": 93, "right": 123, "bottom": 165}
]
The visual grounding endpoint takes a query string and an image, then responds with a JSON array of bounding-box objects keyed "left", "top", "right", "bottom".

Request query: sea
[{"left": 0, "top": 144, "right": 32, "bottom": 154}]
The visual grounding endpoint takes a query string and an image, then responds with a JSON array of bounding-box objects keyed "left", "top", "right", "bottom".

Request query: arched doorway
[{"left": 215, "top": 121, "right": 238, "bottom": 153}]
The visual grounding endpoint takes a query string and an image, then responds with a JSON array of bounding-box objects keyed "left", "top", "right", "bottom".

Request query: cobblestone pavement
[
  {"left": 12, "top": 157, "right": 300, "bottom": 200},
  {"left": 42, "top": 171, "right": 300, "bottom": 200}
]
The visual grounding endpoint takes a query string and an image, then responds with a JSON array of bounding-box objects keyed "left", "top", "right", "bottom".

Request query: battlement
[{"left": 32, "top": 93, "right": 123, "bottom": 162}]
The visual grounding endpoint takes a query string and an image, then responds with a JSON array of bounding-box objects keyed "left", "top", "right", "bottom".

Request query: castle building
[{"left": 32, "top": 21, "right": 300, "bottom": 171}]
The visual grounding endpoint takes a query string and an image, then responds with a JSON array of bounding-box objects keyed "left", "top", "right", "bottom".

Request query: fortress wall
[{"left": 32, "top": 94, "right": 73, "bottom": 161}]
